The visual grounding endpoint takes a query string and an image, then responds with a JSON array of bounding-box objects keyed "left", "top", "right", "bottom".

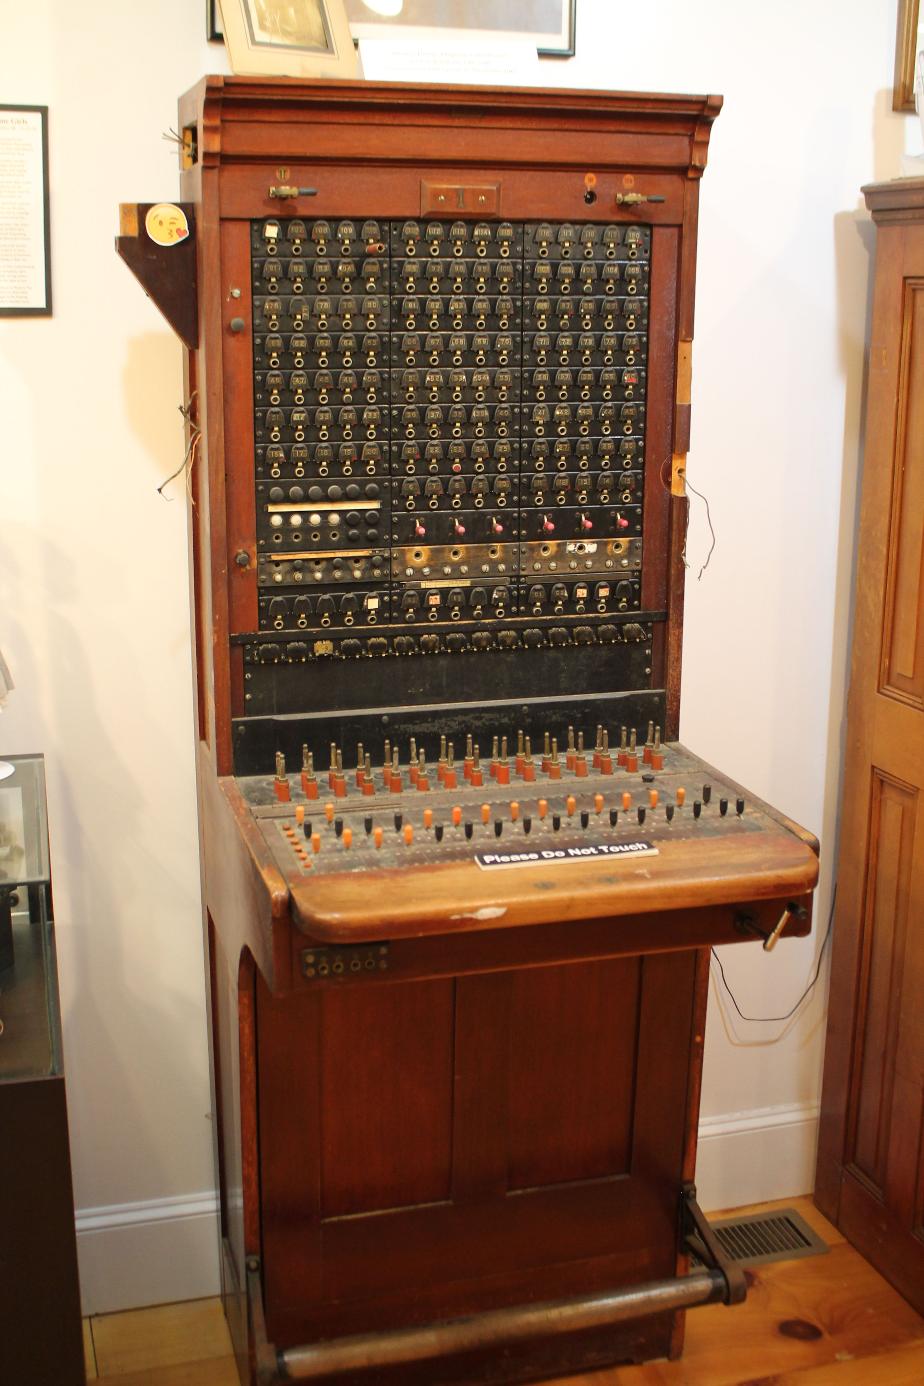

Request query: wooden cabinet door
[
  {"left": 815, "top": 180, "right": 924, "bottom": 1314},
  {"left": 256, "top": 950, "right": 704, "bottom": 1357}
]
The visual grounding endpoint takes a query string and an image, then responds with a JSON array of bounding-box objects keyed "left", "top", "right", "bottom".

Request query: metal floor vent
[{"left": 695, "top": 1208, "right": 829, "bottom": 1269}]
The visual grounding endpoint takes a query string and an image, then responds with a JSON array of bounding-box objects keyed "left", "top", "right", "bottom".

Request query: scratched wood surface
[{"left": 285, "top": 826, "right": 818, "bottom": 940}]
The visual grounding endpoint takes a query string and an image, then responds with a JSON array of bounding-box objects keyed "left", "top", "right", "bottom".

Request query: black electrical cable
[{"left": 710, "top": 886, "right": 836, "bottom": 1024}]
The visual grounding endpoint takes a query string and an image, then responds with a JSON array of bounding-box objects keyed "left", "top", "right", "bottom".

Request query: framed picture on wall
[
  {"left": 207, "top": 0, "right": 223, "bottom": 41},
  {"left": 345, "top": 1, "right": 576, "bottom": 58},
  {"left": 0, "top": 105, "right": 52, "bottom": 316},
  {"left": 218, "top": 0, "right": 359, "bottom": 76}
]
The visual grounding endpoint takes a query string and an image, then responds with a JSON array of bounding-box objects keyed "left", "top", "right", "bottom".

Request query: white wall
[
  {"left": 0, "top": 0, "right": 909, "bottom": 1312},
  {"left": 0, "top": 0, "right": 231, "bottom": 1311}
]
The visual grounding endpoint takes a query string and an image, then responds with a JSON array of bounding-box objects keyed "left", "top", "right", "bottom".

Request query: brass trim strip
[
  {"left": 267, "top": 501, "right": 379, "bottom": 514},
  {"left": 262, "top": 550, "right": 379, "bottom": 561}
]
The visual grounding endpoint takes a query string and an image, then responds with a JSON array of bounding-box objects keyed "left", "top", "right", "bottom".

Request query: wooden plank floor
[{"left": 82, "top": 1199, "right": 924, "bottom": 1385}]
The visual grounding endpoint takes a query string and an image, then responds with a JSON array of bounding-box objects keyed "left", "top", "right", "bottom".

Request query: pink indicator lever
[
  {"left": 541, "top": 515, "right": 555, "bottom": 533},
  {"left": 580, "top": 514, "right": 593, "bottom": 531},
  {"left": 414, "top": 520, "right": 426, "bottom": 537},
  {"left": 616, "top": 513, "right": 629, "bottom": 529},
  {"left": 453, "top": 520, "right": 466, "bottom": 536}
]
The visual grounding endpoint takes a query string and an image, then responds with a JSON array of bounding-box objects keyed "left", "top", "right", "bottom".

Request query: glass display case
[
  {"left": 0, "top": 754, "right": 59, "bottom": 1079},
  {"left": 0, "top": 754, "right": 85, "bottom": 1385}
]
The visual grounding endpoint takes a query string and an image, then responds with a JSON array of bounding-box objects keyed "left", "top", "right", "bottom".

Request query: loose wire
[
  {"left": 684, "top": 475, "right": 716, "bottom": 580},
  {"left": 158, "top": 398, "right": 201, "bottom": 499},
  {"left": 711, "top": 886, "right": 836, "bottom": 1025}
]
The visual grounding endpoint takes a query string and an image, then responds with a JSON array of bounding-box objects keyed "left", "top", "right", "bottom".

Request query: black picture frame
[
  {"left": 208, "top": 0, "right": 223, "bottom": 42},
  {"left": 0, "top": 105, "right": 52, "bottom": 317},
  {"left": 545, "top": 2, "right": 576, "bottom": 60}
]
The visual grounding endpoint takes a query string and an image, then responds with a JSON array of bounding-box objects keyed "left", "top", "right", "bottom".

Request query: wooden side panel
[
  {"left": 210, "top": 927, "right": 250, "bottom": 1295},
  {"left": 207, "top": 920, "right": 249, "bottom": 1384},
  {"left": 258, "top": 972, "right": 323, "bottom": 1320},
  {"left": 881, "top": 279, "right": 924, "bottom": 707},
  {"left": 641, "top": 225, "right": 679, "bottom": 619},
  {"left": 198, "top": 154, "right": 233, "bottom": 772},
  {"left": 847, "top": 773, "right": 917, "bottom": 1191},
  {"left": 507, "top": 958, "right": 640, "bottom": 1189},
  {"left": 221, "top": 219, "right": 259, "bottom": 642},
  {"left": 320, "top": 980, "right": 455, "bottom": 1217},
  {"left": 914, "top": 1084, "right": 924, "bottom": 1237}
]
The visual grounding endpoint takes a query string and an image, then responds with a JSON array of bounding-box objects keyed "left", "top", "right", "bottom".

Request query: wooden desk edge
[{"left": 288, "top": 843, "right": 819, "bottom": 943}]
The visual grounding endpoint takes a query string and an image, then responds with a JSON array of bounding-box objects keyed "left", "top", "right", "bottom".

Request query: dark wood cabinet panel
[
  {"left": 255, "top": 950, "right": 700, "bottom": 1354},
  {"left": 507, "top": 958, "right": 640, "bottom": 1189},
  {"left": 320, "top": 980, "right": 455, "bottom": 1217},
  {"left": 816, "top": 178, "right": 924, "bottom": 1319},
  {"left": 847, "top": 772, "right": 917, "bottom": 1192},
  {"left": 881, "top": 280, "right": 924, "bottom": 705}
]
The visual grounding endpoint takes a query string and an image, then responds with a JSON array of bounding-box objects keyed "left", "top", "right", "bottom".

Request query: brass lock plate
[{"left": 421, "top": 182, "right": 501, "bottom": 215}]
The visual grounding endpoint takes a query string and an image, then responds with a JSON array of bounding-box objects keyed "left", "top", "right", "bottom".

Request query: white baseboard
[
  {"left": 76, "top": 1191, "right": 221, "bottom": 1316},
  {"left": 74, "top": 1102, "right": 820, "bottom": 1314},
  {"left": 695, "top": 1101, "right": 821, "bottom": 1212}
]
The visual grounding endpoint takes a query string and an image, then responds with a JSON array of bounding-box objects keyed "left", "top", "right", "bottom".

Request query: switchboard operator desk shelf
[{"left": 118, "top": 76, "right": 820, "bottom": 1386}]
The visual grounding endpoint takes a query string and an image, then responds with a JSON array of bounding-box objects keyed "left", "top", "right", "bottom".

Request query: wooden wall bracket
[{"left": 116, "top": 202, "right": 198, "bottom": 349}]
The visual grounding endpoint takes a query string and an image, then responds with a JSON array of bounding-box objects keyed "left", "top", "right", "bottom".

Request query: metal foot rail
[{"left": 247, "top": 1185, "right": 745, "bottom": 1383}]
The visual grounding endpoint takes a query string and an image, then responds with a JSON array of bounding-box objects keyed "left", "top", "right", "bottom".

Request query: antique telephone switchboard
[{"left": 119, "top": 79, "right": 818, "bottom": 1385}]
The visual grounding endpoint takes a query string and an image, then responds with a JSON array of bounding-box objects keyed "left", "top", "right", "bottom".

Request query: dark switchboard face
[{"left": 242, "top": 215, "right": 658, "bottom": 731}]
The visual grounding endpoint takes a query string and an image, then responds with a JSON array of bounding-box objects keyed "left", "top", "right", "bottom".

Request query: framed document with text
[{"left": 0, "top": 105, "right": 51, "bottom": 316}]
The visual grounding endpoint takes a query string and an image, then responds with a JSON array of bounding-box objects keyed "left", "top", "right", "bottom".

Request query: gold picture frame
[
  {"left": 218, "top": 0, "right": 359, "bottom": 78},
  {"left": 894, "top": 0, "right": 920, "bottom": 112}
]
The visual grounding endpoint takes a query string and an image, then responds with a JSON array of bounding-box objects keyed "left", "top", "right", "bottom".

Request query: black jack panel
[{"left": 245, "top": 215, "right": 656, "bottom": 745}]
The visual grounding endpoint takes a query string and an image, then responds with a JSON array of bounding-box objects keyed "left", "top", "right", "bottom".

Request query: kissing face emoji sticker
[{"left": 145, "top": 203, "right": 190, "bottom": 247}]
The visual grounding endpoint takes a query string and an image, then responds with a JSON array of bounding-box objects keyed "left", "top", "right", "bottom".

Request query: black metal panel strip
[{"left": 232, "top": 689, "right": 667, "bottom": 776}]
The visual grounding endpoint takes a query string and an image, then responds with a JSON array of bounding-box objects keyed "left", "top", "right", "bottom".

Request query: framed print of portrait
[
  {"left": 344, "top": 0, "right": 576, "bottom": 58},
  {"left": 219, "top": 0, "right": 359, "bottom": 77}
]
